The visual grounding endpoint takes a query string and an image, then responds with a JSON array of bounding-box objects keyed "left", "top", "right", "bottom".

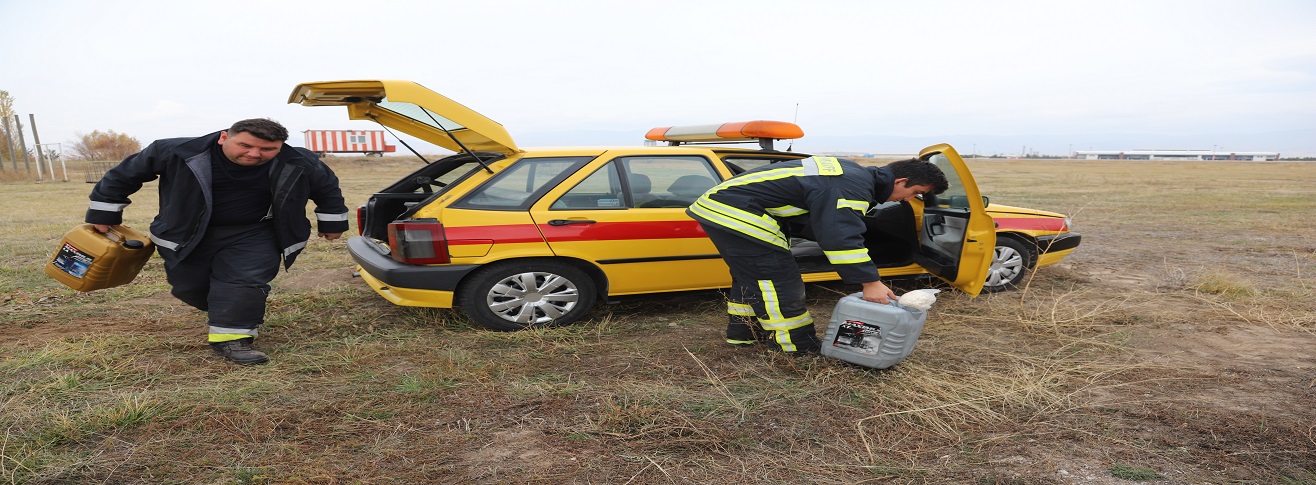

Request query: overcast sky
[{"left": 2, "top": 0, "right": 1314, "bottom": 157}]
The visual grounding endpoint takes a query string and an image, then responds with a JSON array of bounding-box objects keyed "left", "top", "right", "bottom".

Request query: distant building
[{"left": 1075, "top": 149, "right": 1279, "bottom": 161}]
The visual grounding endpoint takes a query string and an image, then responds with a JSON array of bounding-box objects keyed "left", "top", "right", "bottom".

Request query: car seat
[
  {"left": 666, "top": 175, "right": 716, "bottom": 200},
  {"left": 629, "top": 173, "right": 654, "bottom": 206}
]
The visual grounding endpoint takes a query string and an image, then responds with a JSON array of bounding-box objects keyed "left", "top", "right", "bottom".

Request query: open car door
[{"left": 912, "top": 144, "right": 995, "bottom": 296}]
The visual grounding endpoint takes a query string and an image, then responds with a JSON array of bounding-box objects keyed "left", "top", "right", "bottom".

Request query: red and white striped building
[{"left": 302, "top": 130, "right": 397, "bottom": 156}]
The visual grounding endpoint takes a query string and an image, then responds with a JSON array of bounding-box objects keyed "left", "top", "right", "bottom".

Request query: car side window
[
  {"left": 722, "top": 157, "right": 775, "bottom": 174},
  {"left": 619, "top": 156, "right": 720, "bottom": 208},
  {"left": 920, "top": 153, "right": 969, "bottom": 210},
  {"left": 454, "top": 157, "right": 588, "bottom": 210},
  {"left": 552, "top": 163, "right": 625, "bottom": 209},
  {"left": 552, "top": 156, "right": 720, "bottom": 210}
]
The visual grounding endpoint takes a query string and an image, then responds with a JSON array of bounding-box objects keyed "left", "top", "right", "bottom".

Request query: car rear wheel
[
  {"left": 984, "top": 237, "right": 1037, "bottom": 293},
  {"left": 458, "top": 260, "right": 598, "bottom": 331}
]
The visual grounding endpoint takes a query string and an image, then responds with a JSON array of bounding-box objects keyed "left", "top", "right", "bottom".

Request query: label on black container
[
  {"left": 831, "top": 320, "right": 882, "bottom": 355},
  {"left": 52, "top": 243, "right": 93, "bottom": 279}
]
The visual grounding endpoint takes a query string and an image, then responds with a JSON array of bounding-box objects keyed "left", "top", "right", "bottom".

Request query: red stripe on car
[
  {"left": 540, "top": 220, "right": 708, "bottom": 242},
  {"left": 993, "top": 217, "right": 1066, "bottom": 232},
  {"left": 444, "top": 224, "right": 544, "bottom": 245},
  {"left": 441, "top": 220, "right": 708, "bottom": 245}
]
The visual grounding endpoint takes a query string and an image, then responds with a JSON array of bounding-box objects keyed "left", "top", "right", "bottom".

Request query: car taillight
[
  {"left": 356, "top": 205, "right": 366, "bottom": 236},
  {"left": 386, "top": 220, "right": 450, "bottom": 264}
]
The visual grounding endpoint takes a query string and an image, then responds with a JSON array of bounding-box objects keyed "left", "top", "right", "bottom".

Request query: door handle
[{"left": 548, "top": 219, "right": 596, "bottom": 226}]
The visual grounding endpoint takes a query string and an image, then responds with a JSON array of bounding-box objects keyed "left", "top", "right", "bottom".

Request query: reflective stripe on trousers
[{"left": 700, "top": 222, "right": 820, "bottom": 352}]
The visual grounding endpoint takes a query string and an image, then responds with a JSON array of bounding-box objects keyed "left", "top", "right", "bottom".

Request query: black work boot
[
  {"left": 210, "top": 338, "right": 270, "bottom": 365},
  {"left": 726, "top": 319, "right": 762, "bottom": 346}
]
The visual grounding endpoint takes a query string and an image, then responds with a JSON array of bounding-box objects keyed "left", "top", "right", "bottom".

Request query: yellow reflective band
[
  {"left": 690, "top": 198, "right": 790, "bottom": 249},
  {"left": 760, "top": 312, "right": 814, "bottom": 331},
  {"left": 208, "top": 333, "right": 254, "bottom": 343},
  {"left": 770, "top": 330, "right": 796, "bottom": 352},
  {"left": 765, "top": 205, "right": 807, "bottom": 217},
  {"left": 836, "top": 199, "right": 870, "bottom": 212},
  {"left": 758, "top": 280, "right": 784, "bottom": 321},
  {"left": 727, "top": 302, "right": 756, "bottom": 316},
  {"left": 705, "top": 166, "right": 807, "bottom": 197},
  {"left": 824, "top": 248, "right": 873, "bottom": 265},
  {"left": 810, "top": 155, "right": 842, "bottom": 174},
  {"left": 726, "top": 338, "right": 757, "bottom": 345}
]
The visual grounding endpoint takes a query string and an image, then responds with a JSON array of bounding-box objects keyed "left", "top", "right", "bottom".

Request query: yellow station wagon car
[{"left": 288, "top": 80, "right": 1081, "bottom": 330}]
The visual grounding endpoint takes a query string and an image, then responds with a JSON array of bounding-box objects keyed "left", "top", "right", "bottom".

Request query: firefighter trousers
[
  {"left": 157, "top": 222, "right": 281, "bottom": 343},
  {"left": 700, "top": 223, "right": 821, "bottom": 353}
]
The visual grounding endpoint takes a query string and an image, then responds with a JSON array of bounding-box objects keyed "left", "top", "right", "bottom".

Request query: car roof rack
[{"left": 645, "top": 120, "right": 803, "bottom": 150}]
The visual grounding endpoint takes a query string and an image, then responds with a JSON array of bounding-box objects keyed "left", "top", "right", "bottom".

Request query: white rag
[{"left": 897, "top": 289, "right": 941, "bottom": 311}]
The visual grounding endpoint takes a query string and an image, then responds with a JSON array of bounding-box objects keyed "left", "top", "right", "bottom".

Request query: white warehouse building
[{"left": 1075, "top": 149, "right": 1280, "bottom": 161}]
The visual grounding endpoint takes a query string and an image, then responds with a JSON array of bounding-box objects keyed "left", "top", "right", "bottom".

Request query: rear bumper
[
  {"left": 347, "top": 236, "right": 479, "bottom": 292},
  {"left": 355, "top": 265, "right": 457, "bottom": 308}
]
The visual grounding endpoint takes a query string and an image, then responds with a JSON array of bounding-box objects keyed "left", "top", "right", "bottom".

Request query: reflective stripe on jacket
[{"left": 687, "top": 156, "right": 896, "bottom": 283}]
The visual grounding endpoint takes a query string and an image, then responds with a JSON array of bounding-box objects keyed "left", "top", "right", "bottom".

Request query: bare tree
[
  {"left": 69, "top": 130, "right": 142, "bottom": 161},
  {"left": 0, "top": 90, "right": 15, "bottom": 166}
]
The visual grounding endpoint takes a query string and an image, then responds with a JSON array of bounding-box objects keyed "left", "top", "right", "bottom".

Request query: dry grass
[{"left": 2, "top": 157, "right": 1315, "bottom": 483}]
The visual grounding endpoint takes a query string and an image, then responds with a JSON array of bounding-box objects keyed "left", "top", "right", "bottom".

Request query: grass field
[{"left": 2, "top": 157, "right": 1314, "bottom": 484}]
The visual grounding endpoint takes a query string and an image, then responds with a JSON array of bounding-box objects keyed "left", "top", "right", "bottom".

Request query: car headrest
[
  {"left": 667, "top": 175, "right": 715, "bottom": 198},
  {"left": 630, "top": 173, "right": 651, "bottom": 194}
]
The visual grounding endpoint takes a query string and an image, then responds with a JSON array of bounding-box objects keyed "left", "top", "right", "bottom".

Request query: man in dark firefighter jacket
[
  {"left": 85, "top": 118, "right": 349, "bottom": 365},
  {"left": 687, "top": 156, "right": 948, "bottom": 353}
]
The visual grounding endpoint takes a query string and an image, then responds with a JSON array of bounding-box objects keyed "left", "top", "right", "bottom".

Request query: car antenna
[
  {"left": 366, "top": 114, "right": 433, "bottom": 164},
  {"left": 787, "top": 103, "right": 799, "bottom": 152},
  {"left": 417, "top": 109, "right": 495, "bottom": 174}
]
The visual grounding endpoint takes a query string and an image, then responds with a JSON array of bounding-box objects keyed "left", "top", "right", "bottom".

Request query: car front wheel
[
  {"left": 458, "top": 260, "right": 598, "bottom": 331},
  {"left": 983, "top": 237, "right": 1037, "bottom": 292}
]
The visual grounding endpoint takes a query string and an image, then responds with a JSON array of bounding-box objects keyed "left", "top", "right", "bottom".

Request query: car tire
[
  {"left": 457, "top": 260, "right": 598, "bottom": 331},
  {"left": 983, "top": 237, "right": 1037, "bottom": 293}
]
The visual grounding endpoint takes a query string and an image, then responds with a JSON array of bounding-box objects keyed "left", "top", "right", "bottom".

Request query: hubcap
[
  {"left": 486, "top": 271, "right": 581, "bottom": 324},
  {"left": 985, "top": 245, "right": 1024, "bottom": 288}
]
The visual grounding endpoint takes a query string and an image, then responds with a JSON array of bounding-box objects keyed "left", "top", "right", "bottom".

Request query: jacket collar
[{"left": 870, "top": 166, "right": 896, "bottom": 202}]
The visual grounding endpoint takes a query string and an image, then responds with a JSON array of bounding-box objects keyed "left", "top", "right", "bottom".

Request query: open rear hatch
[
  {"left": 289, "top": 80, "right": 523, "bottom": 239},
  {"left": 288, "top": 80, "right": 519, "bottom": 156}
]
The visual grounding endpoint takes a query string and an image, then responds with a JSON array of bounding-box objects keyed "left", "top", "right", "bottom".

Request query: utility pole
[
  {"left": 13, "top": 115, "right": 30, "bottom": 172},
  {"left": 30, "top": 114, "right": 48, "bottom": 181}
]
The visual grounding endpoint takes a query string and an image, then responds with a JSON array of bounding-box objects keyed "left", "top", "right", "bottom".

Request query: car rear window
[{"left": 452, "top": 157, "right": 593, "bottom": 210}]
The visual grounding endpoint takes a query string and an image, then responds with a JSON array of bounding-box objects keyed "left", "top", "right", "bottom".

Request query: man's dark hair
[
  {"left": 887, "top": 158, "right": 949, "bottom": 194},
  {"left": 228, "top": 118, "right": 289, "bottom": 142}
]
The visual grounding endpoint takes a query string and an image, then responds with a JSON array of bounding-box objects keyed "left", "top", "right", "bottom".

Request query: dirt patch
[
  {"left": 1130, "top": 323, "right": 1316, "bottom": 414},
  {"left": 275, "top": 267, "right": 358, "bottom": 292},
  {"left": 0, "top": 291, "right": 203, "bottom": 346},
  {"left": 457, "top": 429, "right": 563, "bottom": 480}
]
